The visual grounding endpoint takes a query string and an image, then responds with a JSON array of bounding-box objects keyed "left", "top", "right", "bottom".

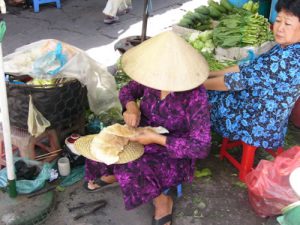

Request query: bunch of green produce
[
  {"left": 178, "top": 9, "right": 212, "bottom": 31},
  {"left": 114, "top": 68, "right": 131, "bottom": 90},
  {"left": 242, "top": 0, "right": 259, "bottom": 14},
  {"left": 212, "top": 13, "right": 274, "bottom": 48},
  {"left": 207, "top": 0, "right": 233, "bottom": 19},
  {"left": 178, "top": 0, "right": 236, "bottom": 31},
  {"left": 202, "top": 53, "right": 237, "bottom": 71},
  {"left": 97, "top": 107, "right": 123, "bottom": 126},
  {"left": 242, "top": 13, "right": 274, "bottom": 46},
  {"left": 85, "top": 106, "right": 123, "bottom": 129},
  {"left": 188, "top": 30, "right": 215, "bottom": 54}
]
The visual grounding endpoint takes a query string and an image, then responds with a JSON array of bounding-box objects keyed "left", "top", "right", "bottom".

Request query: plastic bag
[
  {"left": 277, "top": 204, "right": 300, "bottom": 225},
  {"left": 245, "top": 146, "right": 300, "bottom": 217},
  {"left": 0, "top": 158, "right": 52, "bottom": 194},
  {"left": 32, "top": 42, "right": 67, "bottom": 78},
  {"left": 27, "top": 95, "right": 50, "bottom": 137},
  {"left": 3, "top": 39, "right": 120, "bottom": 114},
  {"left": 238, "top": 50, "right": 256, "bottom": 66}
]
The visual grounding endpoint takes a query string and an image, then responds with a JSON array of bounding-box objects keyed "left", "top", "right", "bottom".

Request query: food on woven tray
[
  {"left": 90, "top": 132, "right": 129, "bottom": 165},
  {"left": 89, "top": 124, "right": 168, "bottom": 164},
  {"left": 104, "top": 123, "right": 137, "bottom": 137},
  {"left": 104, "top": 123, "right": 169, "bottom": 137}
]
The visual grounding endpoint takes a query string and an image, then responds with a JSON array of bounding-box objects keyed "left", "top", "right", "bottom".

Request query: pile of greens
[
  {"left": 242, "top": 0, "right": 259, "bottom": 14},
  {"left": 178, "top": 0, "right": 236, "bottom": 31},
  {"left": 213, "top": 13, "right": 274, "bottom": 48},
  {"left": 114, "top": 68, "right": 131, "bottom": 90},
  {"left": 202, "top": 53, "right": 237, "bottom": 71},
  {"left": 188, "top": 30, "right": 215, "bottom": 54},
  {"left": 188, "top": 31, "right": 237, "bottom": 71}
]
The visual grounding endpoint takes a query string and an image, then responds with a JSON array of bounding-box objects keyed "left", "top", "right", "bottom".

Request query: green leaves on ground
[
  {"left": 233, "top": 181, "right": 247, "bottom": 189},
  {"left": 194, "top": 168, "right": 212, "bottom": 178}
]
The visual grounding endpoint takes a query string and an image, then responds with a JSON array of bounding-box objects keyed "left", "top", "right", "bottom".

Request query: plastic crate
[
  {"left": 269, "top": 0, "right": 278, "bottom": 23},
  {"left": 228, "top": 0, "right": 248, "bottom": 8}
]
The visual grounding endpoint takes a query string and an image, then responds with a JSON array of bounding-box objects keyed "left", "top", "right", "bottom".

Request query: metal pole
[
  {"left": 141, "top": 0, "right": 149, "bottom": 42},
  {"left": 0, "top": 21, "right": 17, "bottom": 198}
]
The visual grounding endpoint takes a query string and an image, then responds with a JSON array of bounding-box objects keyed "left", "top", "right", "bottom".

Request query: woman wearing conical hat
[{"left": 84, "top": 31, "right": 211, "bottom": 225}]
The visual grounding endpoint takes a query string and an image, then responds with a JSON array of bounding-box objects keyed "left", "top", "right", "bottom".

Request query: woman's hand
[
  {"left": 123, "top": 101, "right": 141, "bottom": 127},
  {"left": 130, "top": 129, "right": 167, "bottom": 146}
]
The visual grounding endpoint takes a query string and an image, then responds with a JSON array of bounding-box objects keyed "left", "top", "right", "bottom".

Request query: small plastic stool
[
  {"left": 220, "top": 137, "right": 283, "bottom": 182},
  {"left": 33, "top": 0, "right": 61, "bottom": 13},
  {"left": 0, "top": 127, "right": 61, "bottom": 167},
  {"left": 163, "top": 184, "right": 183, "bottom": 198}
]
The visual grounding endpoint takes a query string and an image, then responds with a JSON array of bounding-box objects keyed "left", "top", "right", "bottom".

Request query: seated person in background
[
  {"left": 204, "top": 0, "right": 300, "bottom": 150},
  {"left": 84, "top": 31, "right": 211, "bottom": 225},
  {"left": 103, "top": 0, "right": 132, "bottom": 24}
]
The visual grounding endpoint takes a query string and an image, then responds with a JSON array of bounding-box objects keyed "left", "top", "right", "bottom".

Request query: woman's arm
[
  {"left": 119, "top": 81, "right": 145, "bottom": 127},
  {"left": 129, "top": 129, "right": 167, "bottom": 146},
  {"left": 209, "top": 65, "right": 240, "bottom": 78},
  {"left": 119, "top": 80, "right": 145, "bottom": 107},
  {"left": 203, "top": 65, "right": 240, "bottom": 91},
  {"left": 203, "top": 76, "right": 229, "bottom": 91},
  {"left": 165, "top": 86, "right": 211, "bottom": 159}
]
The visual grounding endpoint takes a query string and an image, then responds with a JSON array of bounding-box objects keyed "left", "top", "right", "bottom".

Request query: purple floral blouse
[{"left": 85, "top": 80, "right": 211, "bottom": 210}]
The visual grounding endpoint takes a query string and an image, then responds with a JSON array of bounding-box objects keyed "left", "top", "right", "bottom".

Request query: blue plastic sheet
[{"left": 0, "top": 159, "right": 52, "bottom": 194}]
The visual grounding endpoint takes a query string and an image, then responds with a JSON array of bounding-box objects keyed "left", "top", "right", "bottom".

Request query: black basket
[{"left": 6, "top": 78, "right": 88, "bottom": 130}]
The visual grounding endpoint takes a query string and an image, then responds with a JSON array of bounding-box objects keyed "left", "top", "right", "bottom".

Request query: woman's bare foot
[
  {"left": 153, "top": 194, "right": 173, "bottom": 225},
  {"left": 88, "top": 175, "right": 117, "bottom": 190}
]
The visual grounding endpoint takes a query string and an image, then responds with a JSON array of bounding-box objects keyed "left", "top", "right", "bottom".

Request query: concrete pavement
[
  {"left": 2, "top": 0, "right": 207, "bottom": 67},
  {"left": 1, "top": 0, "right": 297, "bottom": 224}
]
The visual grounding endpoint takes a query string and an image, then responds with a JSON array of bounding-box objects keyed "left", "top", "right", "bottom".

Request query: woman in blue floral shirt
[{"left": 204, "top": 0, "right": 300, "bottom": 149}]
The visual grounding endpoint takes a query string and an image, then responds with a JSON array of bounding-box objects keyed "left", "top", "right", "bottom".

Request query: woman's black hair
[{"left": 276, "top": 0, "right": 300, "bottom": 20}]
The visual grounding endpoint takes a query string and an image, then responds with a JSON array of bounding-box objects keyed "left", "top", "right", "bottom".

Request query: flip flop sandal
[
  {"left": 103, "top": 16, "right": 119, "bottom": 24},
  {"left": 152, "top": 214, "right": 172, "bottom": 225},
  {"left": 83, "top": 178, "right": 118, "bottom": 193}
]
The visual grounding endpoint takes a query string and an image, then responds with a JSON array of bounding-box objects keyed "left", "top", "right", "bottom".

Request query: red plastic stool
[
  {"left": 0, "top": 142, "right": 18, "bottom": 169},
  {"left": 220, "top": 138, "right": 284, "bottom": 182},
  {"left": 0, "top": 128, "right": 61, "bottom": 168}
]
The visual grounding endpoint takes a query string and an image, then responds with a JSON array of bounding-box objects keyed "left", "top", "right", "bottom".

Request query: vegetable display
[
  {"left": 178, "top": 0, "right": 237, "bottom": 30},
  {"left": 213, "top": 13, "right": 274, "bottom": 48},
  {"left": 178, "top": 0, "right": 274, "bottom": 49},
  {"left": 188, "top": 30, "right": 215, "bottom": 54},
  {"left": 202, "top": 53, "right": 237, "bottom": 71},
  {"left": 188, "top": 31, "right": 237, "bottom": 70},
  {"left": 242, "top": 0, "right": 259, "bottom": 14}
]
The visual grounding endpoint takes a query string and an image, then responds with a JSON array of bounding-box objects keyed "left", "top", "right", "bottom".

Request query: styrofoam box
[
  {"left": 215, "top": 41, "right": 276, "bottom": 61},
  {"left": 172, "top": 21, "right": 219, "bottom": 39},
  {"left": 172, "top": 24, "right": 201, "bottom": 39}
]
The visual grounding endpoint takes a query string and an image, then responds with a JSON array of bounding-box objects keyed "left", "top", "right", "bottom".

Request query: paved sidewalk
[
  {"left": 1, "top": 0, "right": 299, "bottom": 224},
  {"left": 2, "top": 0, "right": 207, "bottom": 68}
]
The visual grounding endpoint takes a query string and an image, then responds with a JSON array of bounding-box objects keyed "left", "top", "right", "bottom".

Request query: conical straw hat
[
  {"left": 121, "top": 30, "right": 209, "bottom": 92},
  {"left": 74, "top": 135, "right": 144, "bottom": 164}
]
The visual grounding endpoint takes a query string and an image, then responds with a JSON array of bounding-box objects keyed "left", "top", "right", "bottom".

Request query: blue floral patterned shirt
[{"left": 209, "top": 43, "right": 300, "bottom": 149}]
